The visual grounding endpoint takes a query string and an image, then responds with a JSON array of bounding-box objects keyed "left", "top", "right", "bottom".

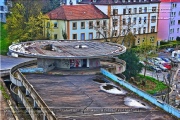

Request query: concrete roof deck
[
  {"left": 9, "top": 40, "right": 126, "bottom": 59},
  {"left": 25, "top": 73, "right": 177, "bottom": 120}
]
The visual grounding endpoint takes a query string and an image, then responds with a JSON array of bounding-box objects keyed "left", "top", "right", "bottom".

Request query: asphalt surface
[{"left": 0, "top": 55, "right": 35, "bottom": 70}]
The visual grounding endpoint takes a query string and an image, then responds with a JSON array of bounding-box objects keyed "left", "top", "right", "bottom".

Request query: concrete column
[
  {"left": 33, "top": 100, "right": 38, "bottom": 108},
  {"left": 43, "top": 114, "right": 48, "bottom": 120},
  {"left": 26, "top": 90, "right": 30, "bottom": 96},
  {"left": 87, "top": 59, "right": 89, "bottom": 68}
]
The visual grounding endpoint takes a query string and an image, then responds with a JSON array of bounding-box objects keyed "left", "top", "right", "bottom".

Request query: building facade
[
  {"left": 0, "top": 0, "right": 8, "bottom": 23},
  {"left": 158, "top": 0, "right": 180, "bottom": 41},
  {"left": 78, "top": 0, "right": 160, "bottom": 46},
  {"left": 45, "top": 5, "right": 109, "bottom": 40}
]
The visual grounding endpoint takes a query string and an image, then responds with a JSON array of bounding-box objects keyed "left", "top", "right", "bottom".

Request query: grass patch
[
  {"left": 0, "top": 22, "right": 11, "bottom": 55},
  {"left": 0, "top": 83, "right": 10, "bottom": 100},
  {"left": 135, "top": 74, "right": 168, "bottom": 95}
]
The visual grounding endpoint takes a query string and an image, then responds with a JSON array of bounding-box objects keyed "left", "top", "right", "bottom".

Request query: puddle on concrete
[
  {"left": 124, "top": 97, "right": 151, "bottom": 109},
  {"left": 93, "top": 77, "right": 109, "bottom": 84},
  {"left": 100, "top": 83, "right": 127, "bottom": 95}
]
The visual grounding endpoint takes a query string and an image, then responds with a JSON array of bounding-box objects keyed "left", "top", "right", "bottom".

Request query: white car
[
  {"left": 153, "top": 57, "right": 167, "bottom": 64},
  {"left": 157, "top": 64, "right": 168, "bottom": 72}
]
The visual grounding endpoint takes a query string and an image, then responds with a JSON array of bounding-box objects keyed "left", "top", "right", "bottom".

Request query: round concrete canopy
[{"left": 9, "top": 40, "right": 126, "bottom": 59}]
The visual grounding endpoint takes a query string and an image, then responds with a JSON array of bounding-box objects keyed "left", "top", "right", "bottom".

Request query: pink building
[{"left": 158, "top": 0, "right": 180, "bottom": 41}]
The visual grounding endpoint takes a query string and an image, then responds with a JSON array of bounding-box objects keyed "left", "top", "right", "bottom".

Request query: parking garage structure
[
  {"left": 9, "top": 40, "right": 126, "bottom": 72},
  {"left": 7, "top": 40, "right": 178, "bottom": 120}
]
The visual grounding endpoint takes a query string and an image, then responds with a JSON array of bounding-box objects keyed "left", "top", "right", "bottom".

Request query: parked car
[
  {"left": 160, "top": 57, "right": 171, "bottom": 64},
  {"left": 157, "top": 64, "right": 168, "bottom": 72},
  {"left": 164, "top": 48, "right": 174, "bottom": 53},
  {"left": 162, "top": 63, "right": 171, "bottom": 70},
  {"left": 153, "top": 57, "right": 167, "bottom": 64},
  {"left": 148, "top": 65, "right": 162, "bottom": 72},
  {"left": 139, "top": 61, "right": 146, "bottom": 66}
]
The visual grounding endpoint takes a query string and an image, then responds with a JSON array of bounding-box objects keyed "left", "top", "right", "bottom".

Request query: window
[
  {"left": 139, "top": 17, "right": 141, "bottom": 24},
  {"left": 89, "top": 21, "right": 93, "bottom": 29},
  {"left": 133, "top": 0, "right": 136, "bottom": 2},
  {"left": 137, "top": 38, "right": 140, "bottom": 44},
  {"left": 150, "top": 36, "right": 155, "bottom": 42},
  {"left": 177, "top": 28, "right": 179, "bottom": 33},
  {"left": 81, "top": 33, "right": 85, "bottom": 40},
  {"left": 123, "top": 18, "right": 126, "bottom": 25},
  {"left": 138, "top": 28, "right": 141, "bottom": 34},
  {"left": 96, "top": 32, "right": 100, "bottom": 38},
  {"left": 144, "top": 7, "right": 147, "bottom": 13},
  {"left": 122, "top": 29, "right": 126, "bottom": 35},
  {"left": 151, "top": 16, "right": 156, "bottom": 23},
  {"left": 54, "top": 34, "right": 57, "bottom": 39},
  {"left": 133, "top": 17, "right": 136, "bottom": 24},
  {"left": 0, "top": 6, "right": 4, "bottom": 11},
  {"left": 96, "top": 21, "right": 100, "bottom": 28},
  {"left": 113, "top": 30, "right": 117, "bottom": 36},
  {"left": 72, "top": 22, "right": 77, "bottom": 30},
  {"left": 114, "top": 0, "right": 118, "bottom": 3},
  {"left": 152, "top": 7, "right": 156, "bottom": 12},
  {"left": 178, "top": 20, "right": 180, "bottom": 25},
  {"left": 171, "top": 20, "right": 173, "bottom": 25},
  {"left": 133, "top": 28, "right": 136, "bottom": 34},
  {"left": 47, "top": 22, "right": 50, "bottom": 28},
  {"left": 128, "top": 8, "right": 131, "bottom": 14},
  {"left": 151, "top": 26, "right": 155, "bottom": 32},
  {"left": 139, "top": 7, "right": 142, "bottom": 13},
  {"left": 73, "top": 34, "right": 77, "bottom": 40},
  {"left": 134, "top": 8, "right": 137, "bottom": 14},
  {"left": 103, "top": 20, "right": 107, "bottom": 28},
  {"left": 123, "top": 9, "right": 126, "bottom": 15},
  {"left": 143, "top": 27, "right": 146, "bottom": 33},
  {"left": 113, "top": 19, "right": 118, "bottom": 26},
  {"left": 128, "top": 17, "right": 131, "bottom": 24},
  {"left": 81, "top": 22, "right": 85, "bottom": 29},
  {"left": 89, "top": 33, "right": 93, "bottom": 39},
  {"left": 54, "top": 22, "right": 58, "bottom": 28},
  {"left": 113, "top": 9, "right": 118, "bottom": 15},
  {"left": 143, "top": 17, "right": 146, "bottom": 24},
  {"left": 142, "top": 38, "right": 145, "bottom": 42},
  {"left": 171, "top": 12, "right": 173, "bottom": 17}
]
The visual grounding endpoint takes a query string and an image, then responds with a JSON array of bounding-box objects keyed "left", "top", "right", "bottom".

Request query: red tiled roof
[{"left": 46, "top": 5, "right": 109, "bottom": 20}]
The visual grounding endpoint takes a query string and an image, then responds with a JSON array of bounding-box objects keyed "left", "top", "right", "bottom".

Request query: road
[{"left": 0, "top": 55, "right": 35, "bottom": 70}]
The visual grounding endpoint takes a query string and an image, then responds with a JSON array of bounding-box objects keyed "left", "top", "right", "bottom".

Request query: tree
[
  {"left": 5, "top": 0, "right": 47, "bottom": 42},
  {"left": 42, "top": 0, "right": 60, "bottom": 13},
  {"left": 93, "top": 13, "right": 138, "bottom": 48},
  {"left": 133, "top": 42, "right": 156, "bottom": 77},
  {"left": 118, "top": 49, "right": 143, "bottom": 80}
]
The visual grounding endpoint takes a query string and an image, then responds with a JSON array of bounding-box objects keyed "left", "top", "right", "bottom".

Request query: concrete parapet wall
[
  {"left": 101, "top": 68, "right": 180, "bottom": 119},
  {"left": 18, "top": 88, "right": 39, "bottom": 120},
  {"left": 16, "top": 70, "right": 56, "bottom": 120},
  {"left": 10, "top": 84, "right": 22, "bottom": 104}
]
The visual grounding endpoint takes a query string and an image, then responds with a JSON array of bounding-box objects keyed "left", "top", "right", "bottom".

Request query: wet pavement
[{"left": 0, "top": 55, "right": 35, "bottom": 70}]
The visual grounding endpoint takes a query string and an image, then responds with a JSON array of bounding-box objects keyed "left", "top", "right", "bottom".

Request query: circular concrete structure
[
  {"left": 9, "top": 40, "right": 126, "bottom": 71},
  {"left": 9, "top": 40, "right": 126, "bottom": 59}
]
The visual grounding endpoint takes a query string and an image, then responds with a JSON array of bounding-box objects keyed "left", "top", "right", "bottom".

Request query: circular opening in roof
[{"left": 74, "top": 45, "right": 88, "bottom": 49}]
